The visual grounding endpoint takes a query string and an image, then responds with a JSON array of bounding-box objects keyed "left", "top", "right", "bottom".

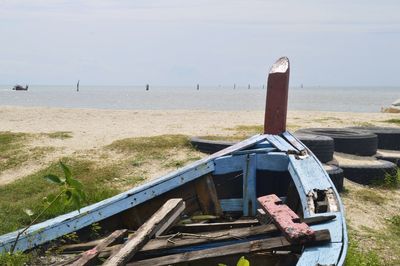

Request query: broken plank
[
  {"left": 71, "top": 229, "right": 128, "bottom": 266},
  {"left": 258, "top": 194, "right": 315, "bottom": 244},
  {"left": 256, "top": 209, "right": 336, "bottom": 226},
  {"left": 103, "top": 198, "right": 185, "bottom": 266},
  {"left": 195, "top": 175, "right": 222, "bottom": 216},
  {"left": 172, "top": 219, "right": 259, "bottom": 233},
  {"left": 127, "top": 230, "right": 330, "bottom": 266},
  {"left": 140, "top": 224, "right": 276, "bottom": 255}
]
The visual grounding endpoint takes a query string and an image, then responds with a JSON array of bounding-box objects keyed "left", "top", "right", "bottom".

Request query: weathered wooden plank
[
  {"left": 231, "top": 147, "right": 276, "bottom": 155},
  {"left": 120, "top": 182, "right": 199, "bottom": 229},
  {"left": 257, "top": 208, "right": 337, "bottom": 226},
  {"left": 243, "top": 154, "right": 257, "bottom": 216},
  {"left": 214, "top": 152, "right": 288, "bottom": 175},
  {"left": 127, "top": 230, "right": 330, "bottom": 266},
  {"left": 71, "top": 229, "right": 128, "bottom": 266},
  {"left": 213, "top": 155, "right": 244, "bottom": 175},
  {"left": 264, "top": 57, "right": 290, "bottom": 135},
  {"left": 141, "top": 224, "right": 276, "bottom": 255},
  {"left": 195, "top": 175, "right": 222, "bottom": 216},
  {"left": 256, "top": 152, "right": 289, "bottom": 171},
  {"left": 258, "top": 194, "right": 315, "bottom": 244},
  {"left": 60, "top": 213, "right": 337, "bottom": 256},
  {"left": 219, "top": 198, "right": 242, "bottom": 212},
  {"left": 172, "top": 219, "right": 259, "bottom": 233},
  {"left": 310, "top": 212, "right": 343, "bottom": 243},
  {"left": 265, "top": 135, "right": 291, "bottom": 152},
  {"left": 282, "top": 131, "right": 307, "bottom": 153},
  {"left": 287, "top": 154, "right": 332, "bottom": 218},
  {"left": 103, "top": 199, "right": 185, "bottom": 266}
]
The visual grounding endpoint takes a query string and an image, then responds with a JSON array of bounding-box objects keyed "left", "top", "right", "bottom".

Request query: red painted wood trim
[
  {"left": 257, "top": 194, "right": 315, "bottom": 244},
  {"left": 264, "top": 57, "right": 290, "bottom": 134}
]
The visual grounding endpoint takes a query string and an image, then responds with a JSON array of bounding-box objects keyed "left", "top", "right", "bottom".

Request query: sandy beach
[
  {"left": 1, "top": 106, "right": 399, "bottom": 151},
  {"left": 0, "top": 105, "right": 398, "bottom": 185}
]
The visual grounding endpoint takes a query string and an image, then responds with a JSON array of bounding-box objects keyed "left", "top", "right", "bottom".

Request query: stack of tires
[
  {"left": 295, "top": 127, "right": 400, "bottom": 186},
  {"left": 191, "top": 126, "right": 400, "bottom": 191},
  {"left": 190, "top": 137, "right": 236, "bottom": 154},
  {"left": 293, "top": 133, "right": 344, "bottom": 192}
]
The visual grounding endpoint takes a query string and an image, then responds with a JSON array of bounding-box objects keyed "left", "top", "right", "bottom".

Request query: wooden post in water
[
  {"left": 146, "top": 84, "right": 149, "bottom": 91},
  {"left": 264, "top": 57, "right": 290, "bottom": 135}
]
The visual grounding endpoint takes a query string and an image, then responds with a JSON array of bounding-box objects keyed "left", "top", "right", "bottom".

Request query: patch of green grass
[
  {"left": 163, "top": 156, "right": 202, "bottom": 169},
  {"left": 287, "top": 124, "right": 301, "bottom": 131},
  {"left": 314, "top": 117, "right": 342, "bottom": 123},
  {"left": 0, "top": 132, "right": 56, "bottom": 173},
  {"left": 354, "top": 122, "right": 376, "bottom": 127},
  {"left": 353, "top": 189, "right": 386, "bottom": 205},
  {"left": 371, "top": 168, "right": 400, "bottom": 189},
  {"left": 388, "top": 215, "right": 400, "bottom": 236},
  {"left": 0, "top": 132, "right": 31, "bottom": 172},
  {"left": 0, "top": 132, "right": 27, "bottom": 152},
  {"left": 0, "top": 135, "right": 202, "bottom": 235},
  {"left": 346, "top": 213, "right": 400, "bottom": 265},
  {"left": 382, "top": 119, "right": 400, "bottom": 125},
  {"left": 107, "top": 135, "right": 192, "bottom": 158},
  {"left": 197, "top": 135, "right": 242, "bottom": 141},
  {"left": 383, "top": 169, "right": 400, "bottom": 188},
  {"left": 0, "top": 252, "right": 30, "bottom": 266},
  {"left": 0, "top": 158, "right": 120, "bottom": 235},
  {"left": 46, "top": 131, "right": 73, "bottom": 139},
  {"left": 346, "top": 238, "right": 381, "bottom": 266},
  {"left": 227, "top": 125, "right": 263, "bottom": 134}
]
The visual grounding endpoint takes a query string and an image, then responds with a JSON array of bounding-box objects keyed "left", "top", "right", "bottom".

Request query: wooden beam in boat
[
  {"left": 127, "top": 230, "right": 330, "bottom": 266},
  {"left": 71, "top": 229, "right": 128, "bottom": 266},
  {"left": 140, "top": 224, "right": 274, "bottom": 253},
  {"left": 257, "top": 208, "right": 336, "bottom": 226},
  {"left": 60, "top": 214, "right": 336, "bottom": 257},
  {"left": 103, "top": 199, "right": 185, "bottom": 266},
  {"left": 194, "top": 175, "right": 222, "bottom": 216},
  {"left": 258, "top": 194, "right": 315, "bottom": 244},
  {"left": 264, "top": 57, "right": 290, "bottom": 135},
  {"left": 172, "top": 219, "right": 259, "bottom": 233},
  {"left": 242, "top": 153, "right": 257, "bottom": 216}
]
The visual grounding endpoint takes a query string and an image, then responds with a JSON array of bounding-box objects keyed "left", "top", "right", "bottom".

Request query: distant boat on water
[{"left": 12, "top": 85, "right": 28, "bottom": 91}]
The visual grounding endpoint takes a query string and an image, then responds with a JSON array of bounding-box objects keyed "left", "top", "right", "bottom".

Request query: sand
[
  {"left": 1, "top": 106, "right": 399, "bottom": 151},
  {"left": 0, "top": 105, "right": 399, "bottom": 185}
]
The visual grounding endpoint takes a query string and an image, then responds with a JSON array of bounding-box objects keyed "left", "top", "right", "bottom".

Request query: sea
[{"left": 0, "top": 85, "right": 399, "bottom": 113}]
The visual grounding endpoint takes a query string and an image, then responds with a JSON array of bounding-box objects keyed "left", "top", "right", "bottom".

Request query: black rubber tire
[
  {"left": 190, "top": 137, "right": 235, "bottom": 154},
  {"left": 375, "top": 149, "right": 400, "bottom": 167},
  {"left": 294, "top": 133, "right": 334, "bottom": 163},
  {"left": 339, "top": 159, "right": 397, "bottom": 185},
  {"left": 349, "top": 126, "right": 400, "bottom": 151},
  {"left": 323, "top": 164, "right": 344, "bottom": 192},
  {"left": 295, "top": 128, "right": 378, "bottom": 156}
]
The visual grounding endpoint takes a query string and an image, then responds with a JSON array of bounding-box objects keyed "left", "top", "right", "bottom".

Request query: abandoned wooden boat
[
  {"left": 0, "top": 57, "right": 348, "bottom": 265},
  {"left": 12, "top": 84, "right": 29, "bottom": 91}
]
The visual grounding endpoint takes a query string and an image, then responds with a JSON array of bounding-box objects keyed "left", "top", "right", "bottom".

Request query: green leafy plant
[{"left": 10, "top": 161, "right": 86, "bottom": 253}]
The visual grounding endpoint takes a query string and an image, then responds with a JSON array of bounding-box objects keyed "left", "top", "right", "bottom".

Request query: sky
[{"left": 0, "top": 0, "right": 399, "bottom": 86}]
